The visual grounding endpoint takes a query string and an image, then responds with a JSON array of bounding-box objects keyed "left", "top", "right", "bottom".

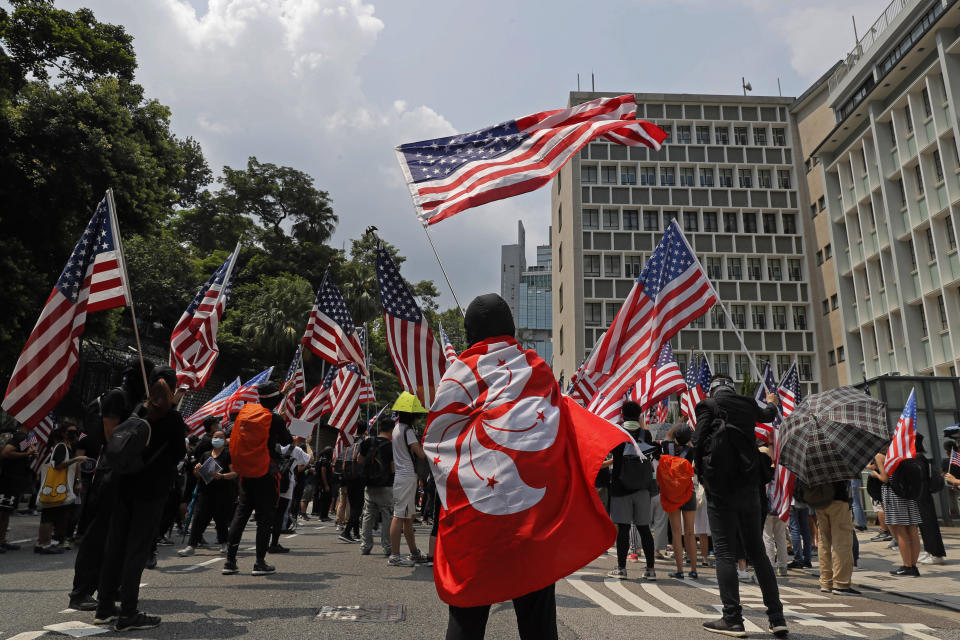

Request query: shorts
[
  {"left": 0, "top": 491, "right": 20, "bottom": 512},
  {"left": 679, "top": 492, "right": 697, "bottom": 512},
  {"left": 40, "top": 504, "right": 72, "bottom": 523},
  {"left": 392, "top": 476, "right": 418, "bottom": 518},
  {"left": 609, "top": 490, "right": 651, "bottom": 526}
]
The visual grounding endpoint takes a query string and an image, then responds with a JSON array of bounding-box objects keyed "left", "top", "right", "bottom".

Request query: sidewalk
[{"left": 852, "top": 525, "right": 960, "bottom": 611}]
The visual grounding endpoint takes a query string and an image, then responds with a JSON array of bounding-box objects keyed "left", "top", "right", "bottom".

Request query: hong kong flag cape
[{"left": 425, "top": 336, "right": 630, "bottom": 607}]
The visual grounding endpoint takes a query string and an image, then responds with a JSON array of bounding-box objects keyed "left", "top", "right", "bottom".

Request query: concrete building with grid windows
[
  {"left": 799, "top": 0, "right": 960, "bottom": 383},
  {"left": 550, "top": 92, "right": 819, "bottom": 396}
]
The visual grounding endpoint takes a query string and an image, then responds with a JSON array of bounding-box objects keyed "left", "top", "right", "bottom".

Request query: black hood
[{"left": 464, "top": 293, "right": 515, "bottom": 346}]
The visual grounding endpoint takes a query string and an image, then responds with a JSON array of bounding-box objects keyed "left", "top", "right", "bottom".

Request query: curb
[{"left": 856, "top": 581, "right": 960, "bottom": 613}]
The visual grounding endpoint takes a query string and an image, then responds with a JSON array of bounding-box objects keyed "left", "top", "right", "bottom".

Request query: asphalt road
[{"left": 2, "top": 512, "right": 959, "bottom": 639}]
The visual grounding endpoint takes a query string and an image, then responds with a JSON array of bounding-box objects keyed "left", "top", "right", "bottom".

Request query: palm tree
[{"left": 240, "top": 275, "right": 314, "bottom": 364}]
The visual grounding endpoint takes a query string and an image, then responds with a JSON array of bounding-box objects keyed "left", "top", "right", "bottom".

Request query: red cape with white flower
[{"left": 425, "top": 336, "right": 630, "bottom": 607}]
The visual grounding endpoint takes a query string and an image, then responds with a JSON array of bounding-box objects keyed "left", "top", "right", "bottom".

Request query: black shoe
[
  {"left": 34, "top": 544, "right": 64, "bottom": 554},
  {"left": 908, "top": 565, "right": 920, "bottom": 576},
  {"left": 0, "top": 542, "right": 21, "bottom": 551},
  {"left": 93, "top": 607, "right": 119, "bottom": 625},
  {"left": 69, "top": 595, "right": 98, "bottom": 611},
  {"left": 115, "top": 612, "right": 161, "bottom": 631},
  {"left": 833, "top": 587, "right": 861, "bottom": 596},
  {"left": 801, "top": 561, "right": 813, "bottom": 568},
  {"left": 252, "top": 561, "right": 276, "bottom": 576},
  {"left": 703, "top": 618, "right": 747, "bottom": 637},
  {"left": 769, "top": 618, "right": 789, "bottom": 638},
  {"left": 854, "top": 525, "right": 867, "bottom": 532},
  {"left": 338, "top": 533, "right": 358, "bottom": 543},
  {"left": 222, "top": 560, "right": 239, "bottom": 575},
  {"left": 156, "top": 536, "right": 174, "bottom": 546},
  {"left": 890, "top": 565, "right": 915, "bottom": 576},
  {"left": 267, "top": 544, "right": 290, "bottom": 554},
  {"left": 786, "top": 560, "right": 803, "bottom": 569},
  {"left": 145, "top": 551, "right": 158, "bottom": 570}
]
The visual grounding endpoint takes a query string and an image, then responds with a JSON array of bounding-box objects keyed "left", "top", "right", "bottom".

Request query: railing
[{"left": 828, "top": 0, "right": 913, "bottom": 95}]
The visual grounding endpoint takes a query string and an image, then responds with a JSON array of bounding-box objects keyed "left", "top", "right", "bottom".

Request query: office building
[{"left": 501, "top": 221, "right": 553, "bottom": 362}]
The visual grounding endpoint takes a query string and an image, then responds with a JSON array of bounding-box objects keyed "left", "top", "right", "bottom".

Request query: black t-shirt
[
  {"left": 199, "top": 448, "right": 234, "bottom": 493},
  {"left": 1, "top": 431, "right": 32, "bottom": 486},
  {"left": 359, "top": 436, "right": 394, "bottom": 487},
  {"left": 130, "top": 405, "right": 188, "bottom": 499},
  {"left": 84, "top": 387, "right": 131, "bottom": 458}
]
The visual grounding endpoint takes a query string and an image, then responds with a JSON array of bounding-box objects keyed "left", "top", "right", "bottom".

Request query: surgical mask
[{"left": 212, "top": 438, "right": 225, "bottom": 449}]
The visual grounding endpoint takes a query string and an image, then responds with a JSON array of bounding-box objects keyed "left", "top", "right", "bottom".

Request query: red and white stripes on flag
[
  {"left": 376, "top": 243, "right": 447, "bottom": 409},
  {"left": 885, "top": 388, "right": 918, "bottom": 476},
  {"left": 29, "top": 414, "right": 57, "bottom": 475},
  {"left": 220, "top": 367, "right": 274, "bottom": 420},
  {"left": 301, "top": 270, "right": 367, "bottom": 375},
  {"left": 585, "top": 222, "right": 717, "bottom": 422},
  {"left": 3, "top": 193, "right": 131, "bottom": 428},
  {"left": 328, "top": 364, "right": 375, "bottom": 433},
  {"left": 281, "top": 346, "right": 305, "bottom": 422},
  {"left": 439, "top": 322, "right": 458, "bottom": 365},
  {"left": 630, "top": 343, "right": 685, "bottom": 410},
  {"left": 395, "top": 94, "right": 668, "bottom": 226},
  {"left": 169, "top": 243, "right": 240, "bottom": 391},
  {"left": 299, "top": 367, "right": 338, "bottom": 424},
  {"left": 184, "top": 378, "right": 241, "bottom": 436},
  {"left": 771, "top": 363, "right": 801, "bottom": 521}
]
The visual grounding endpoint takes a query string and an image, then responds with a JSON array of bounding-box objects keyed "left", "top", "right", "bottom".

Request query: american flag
[
  {"left": 328, "top": 363, "right": 375, "bottom": 433},
  {"left": 566, "top": 361, "right": 600, "bottom": 408},
  {"left": 771, "top": 362, "right": 801, "bottom": 521},
  {"left": 376, "top": 243, "right": 447, "bottom": 408},
  {"left": 777, "top": 362, "right": 800, "bottom": 417},
  {"left": 439, "top": 322, "right": 458, "bottom": 365},
  {"left": 169, "top": 243, "right": 240, "bottom": 391},
  {"left": 950, "top": 449, "right": 960, "bottom": 473},
  {"left": 281, "top": 346, "right": 305, "bottom": 421},
  {"left": 368, "top": 404, "right": 389, "bottom": 429},
  {"left": 655, "top": 398, "right": 670, "bottom": 424},
  {"left": 585, "top": 221, "right": 717, "bottom": 422},
  {"left": 631, "top": 343, "right": 685, "bottom": 410},
  {"left": 395, "top": 94, "right": 667, "bottom": 226},
  {"left": 184, "top": 377, "right": 241, "bottom": 435},
  {"left": 28, "top": 414, "right": 56, "bottom": 475},
  {"left": 754, "top": 362, "right": 781, "bottom": 442},
  {"left": 301, "top": 271, "right": 367, "bottom": 375},
  {"left": 299, "top": 366, "right": 338, "bottom": 424},
  {"left": 221, "top": 367, "right": 274, "bottom": 419},
  {"left": 884, "top": 388, "right": 917, "bottom": 475},
  {"left": 679, "top": 356, "right": 712, "bottom": 426},
  {"left": 3, "top": 194, "right": 130, "bottom": 428}
]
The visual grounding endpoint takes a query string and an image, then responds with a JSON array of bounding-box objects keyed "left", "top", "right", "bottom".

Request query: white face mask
[{"left": 211, "top": 438, "right": 225, "bottom": 449}]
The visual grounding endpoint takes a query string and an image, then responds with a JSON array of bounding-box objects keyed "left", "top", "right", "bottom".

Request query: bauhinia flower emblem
[{"left": 425, "top": 341, "right": 559, "bottom": 516}]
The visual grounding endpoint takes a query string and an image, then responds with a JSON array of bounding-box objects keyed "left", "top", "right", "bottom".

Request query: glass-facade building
[{"left": 501, "top": 221, "right": 553, "bottom": 363}]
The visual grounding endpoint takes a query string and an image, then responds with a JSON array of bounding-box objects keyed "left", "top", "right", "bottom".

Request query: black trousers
[
  {"left": 313, "top": 484, "right": 332, "bottom": 518},
  {"left": 271, "top": 497, "right": 291, "bottom": 546},
  {"left": 616, "top": 523, "right": 655, "bottom": 569},
  {"left": 227, "top": 474, "right": 277, "bottom": 563},
  {"left": 346, "top": 480, "right": 365, "bottom": 538},
  {"left": 445, "top": 583, "right": 557, "bottom": 640},
  {"left": 189, "top": 489, "right": 236, "bottom": 547},
  {"left": 707, "top": 486, "right": 783, "bottom": 625},
  {"left": 70, "top": 479, "right": 116, "bottom": 600},
  {"left": 918, "top": 491, "right": 946, "bottom": 558},
  {"left": 97, "top": 487, "right": 165, "bottom": 616}
]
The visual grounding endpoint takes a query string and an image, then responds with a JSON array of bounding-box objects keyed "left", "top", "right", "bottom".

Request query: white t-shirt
[
  {"left": 391, "top": 422, "right": 419, "bottom": 479},
  {"left": 279, "top": 444, "right": 312, "bottom": 499}
]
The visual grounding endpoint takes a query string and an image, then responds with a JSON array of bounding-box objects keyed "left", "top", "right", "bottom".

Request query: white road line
[
  {"left": 8, "top": 632, "right": 48, "bottom": 640},
  {"left": 641, "top": 584, "right": 711, "bottom": 617},
  {"left": 10, "top": 538, "right": 31, "bottom": 544},
  {"left": 245, "top": 545, "right": 257, "bottom": 551},
  {"left": 197, "top": 557, "right": 225, "bottom": 566},
  {"left": 140, "top": 582, "right": 148, "bottom": 588},
  {"left": 858, "top": 622, "right": 942, "bottom": 640},
  {"left": 827, "top": 611, "right": 886, "bottom": 618},
  {"left": 565, "top": 575, "right": 635, "bottom": 615},
  {"left": 795, "top": 619, "right": 868, "bottom": 637},
  {"left": 801, "top": 602, "right": 851, "bottom": 608},
  {"left": 313, "top": 526, "right": 327, "bottom": 530},
  {"left": 283, "top": 534, "right": 298, "bottom": 539},
  {"left": 604, "top": 579, "right": 667, "bottom": 615}
]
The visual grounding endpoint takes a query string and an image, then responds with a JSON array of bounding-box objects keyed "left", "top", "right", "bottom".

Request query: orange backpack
[
  {"left": 657, "top": 454, "right": 694, "bottom": 512},
  {"left": 230, "top": 403, "right": 273, "bottom": 478}
]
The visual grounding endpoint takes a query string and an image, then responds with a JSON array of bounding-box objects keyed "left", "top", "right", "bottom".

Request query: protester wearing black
[
  {"left": 178, "top": 430, "right": 236, "bottom": 556},
  {"left": 694, "top": 374, "right": 786, "bottom": 638},
  {"left": 222, "top": 382, "right": 292, "bottom": 577},
  {"left": 359, "top": 419, "right": 395, "bottom": 556},
  {"left": 312, "top": 448, "right": 334, "bottom": 520},
  {"left": 95, "top": 366, "right": 187, "bottom": 632},
  {"left": 341, "top": 435, "right": 366, "bottom": 543},
  {"left": 915, "top": 434, "right": 947, "bottom": 564},
  {"left": 0, "top": 422, "right": 37, "bottom": 550}
]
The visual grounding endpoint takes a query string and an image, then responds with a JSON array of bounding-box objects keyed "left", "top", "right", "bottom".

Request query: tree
[{"left": 229, "top": 274, "right": 314, "bottom": 367}]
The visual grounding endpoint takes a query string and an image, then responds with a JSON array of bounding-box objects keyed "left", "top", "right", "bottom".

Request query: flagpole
[{"left": 105, "top": 189, "right": 150, "bottom": 395}]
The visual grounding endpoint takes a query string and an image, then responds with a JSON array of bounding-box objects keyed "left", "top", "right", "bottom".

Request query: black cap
[{"left": 464, "top": 294, "right": 515, "bottom": 346}]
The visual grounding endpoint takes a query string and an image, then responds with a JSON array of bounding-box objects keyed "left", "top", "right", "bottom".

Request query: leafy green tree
[{"left": 229, "top": 274, "right": 314, "bottom": 367}]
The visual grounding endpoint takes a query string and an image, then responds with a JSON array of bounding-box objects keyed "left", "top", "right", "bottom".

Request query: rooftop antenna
[
  {"left": 591, "top": 72, "right": 595, "bottom": 92},
  {"left": 777, "top": 77, "right": 782, "bottom": 97},
  {"left": 852, "top": 15, "right": 859, "bottom": 47},
  {"left": 742, "top": 77, "right": 752, "bottom": 96},
  {"left": 577, "top": 73, "right": 580, "bottom": 91}
]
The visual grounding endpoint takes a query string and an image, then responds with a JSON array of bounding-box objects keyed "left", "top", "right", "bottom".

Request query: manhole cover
[{"left": 317, "top": 604, "right": 406, "bottom": 622}]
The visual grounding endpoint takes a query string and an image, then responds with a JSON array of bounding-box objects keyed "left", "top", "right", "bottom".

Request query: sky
[{"left": 55, "top": 0, "right": 888, "bottom": 310}]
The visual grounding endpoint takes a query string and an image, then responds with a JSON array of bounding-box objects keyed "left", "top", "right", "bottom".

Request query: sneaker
[
  {"left": 69, "top": 595, "right": 98, "bottom": 611},
  {"left": 777, "top": 566, "right": 789, "bottom": 577},
  {"left": 267, "top": 544, "right": 290, "bottom": 554},
  {"left": 360, "top": 547, "right": 371, "bottom": 556},
  {"left": 890, "top": 565, "right": 917, "bottom": 576},
  {"left": 702, "top": 618, "right": 747, "bottom": 637},
  {"left": 643, "top": 568, "right": 657, "bottom": 581},
  {"left": 421, "top": 554, "right": 434, "bottom": 566},
  {"left": 93, "top": 608, "right": 119, "bottom": 625},
  {"left": 337, "top": 533, "right": 358, "bottom": 544},
  {"left": 909, "top": 565, "right": 920, "bottom": 576},
  {"left": 411, "top": 550, "right": 430, "bottom": 564},
  {"left": 0, "top": 542, "right": 20, "bottom": 551},
  {"left": 820, "top": 587, "right": 833, "bottom": 593},
  {"left": 769, "top": 618, "right": 789, "bottom": 638},
  {"left": 854, "top": 525, "right": 868, "bottom": 532},
  {"left": 832, "top": 587, "right": 861, "bottom": 596},
  {"left": 688, "top": 571, "right": 699, "bottom": 580},
  {"left": 917, "top": 551, "right": 931, "bottom": 563},
  {"left": 157, "top": 536, "right": 174, "bottom": 546},
  {"left": 870, "top": 532, "right": 892, "bottom": 542},
  {"left": 115, "top": 612, "right": 161, "bottom": 631},
  {"left": 34, "top": 544, "right": 64, "bottom": 554},
  {"left": 252, "top": 561, "right": 276, "bottom": 576},
  {"left": 607, "top": 567, "right": 627, "bottom": 579},
  {"left": 145, "top": 551, "right": 158, "bottom": 570},
  {"left": 669, "top": 571, "right": 684, "bottom": 580},
  {"left": 801, "top": 561, "right": 813, "bottom": 568},
  {"left": 737, "top": 569, "right": 753, "bottom": 583},
  {"left": 887, "top": 540, "right": 899, "bottom": 550},
  {"left": 786, "top": 560, "right": 804, "bottom": 569},
  {"left": 61, "top": 539, "right": 73, "bottom": 550},
  {"left": 920, "top": 554, "right": 944, "bottom": 565},
  {"left": 177, "top": 546, "right": 196, "bottom": 557},
  {"left": 387, "top": 554, "right": 415, "bottom": 567},
  {"left": 219, "top": 544, "right": 228, "bottom": 555},
  {"left": 222, "top": 560, "right": 239, "bottom": 575},
  {"left": 626, "top": 553, "right": 640, "bottom": 563}
]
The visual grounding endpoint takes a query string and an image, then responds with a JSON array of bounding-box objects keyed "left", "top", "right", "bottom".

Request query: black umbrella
[{"left": 779, "top": 386, "right": 890, "bottom": 486}]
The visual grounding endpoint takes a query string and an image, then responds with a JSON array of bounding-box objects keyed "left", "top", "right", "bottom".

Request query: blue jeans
[
  {"left": 789, "top": 506, "right": 811, "bottom": 563},
  {"left": 850, "top": 479, "right": 867, "bottom": 528}
]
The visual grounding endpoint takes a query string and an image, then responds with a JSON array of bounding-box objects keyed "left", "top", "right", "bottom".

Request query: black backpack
[
  {"left": 342, "top": 441, "right": 364, "bottom": 482},
  {"left": 405, "top": 425, "right": 432, "bottom": 481},
  {"left": 618, "top": 445, "right": 653, "bottom": 492},
  {"left": 890, "top": 458, "right": 926, "bottom": 501},
  {"left": 700, "top": 404, "right": 759, "bottom": 494},
  {"left": 104, "top": 413, "right": 152, "bottom": 476},
  {"left": 797, "top": 482, "right": 834, "bottom": 509},
  {"left": 365, "top": 438, "right": 394, "bottom": 486}
]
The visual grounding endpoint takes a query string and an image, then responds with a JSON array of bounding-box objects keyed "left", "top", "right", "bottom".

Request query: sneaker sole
[
  {"left": 704, "top": 627, "right": 747, "bottom": 637},
  {"left": 115, "top": 622, "right": 160, "bottom": 631},
  {"left": 251, "top": 570, "right": 276, "bottom": 576},
  {"left": 222, "top": 568, "right": 238, "bottom": 575},
  {"left": 93, "top": 618, "right": 117, "bottom": 625}
]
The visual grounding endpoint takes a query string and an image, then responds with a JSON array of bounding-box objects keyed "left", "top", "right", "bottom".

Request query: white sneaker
[
  {"left": 387, "top": 554, "right": 415, "bottom": 567},
  {"left": 918, "top": 551, "right": 931, "bottom": 564},
  {"left": 920, "top": 555, "right": 945, "bottom": 565},
  {"left": 177, "top": 546, "right": 196, "bottom": 557},
  {"left": 737, "top": 569, "right": 754, "bottom": 583}
]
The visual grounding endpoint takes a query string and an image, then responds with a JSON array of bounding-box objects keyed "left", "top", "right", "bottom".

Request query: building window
[
  {"left": 772, "top": 305, "right": 786, "bottom": 330},
  {"left": 703, "top": 211, "right": 718, "bottom": 232},
  {"left": 557, "top": 203, "right": 562, "bottom": 231},
  {"left": 621, "top": 166, "right": 637, "bottom": 185},
  {"left": 731, "top": 305, "right": 746, "bottom": 329},
  {"left": 661, "top": 124, "right": 673, "bottom": 142},
  {"left": 727, "top": 257, "right": 742, "bottom": 280},
  {"left": 643, "top": 210, "right": 659, "bottom": 231},
  {"left": 715, "top": 354, "right": 730, "bottom": 376},
  {"left": 694, "top": 168, "right": 713, "bottom": 188},
  {"left": 585, "top": 302, "right": 602, "bottom": 326},
  {"left": 898, "top": 178, "right": 907, "bottom": 206},
  {"left": 926, "top": 226, "right": 936, "bottom": 261},
  {"left": 601, "top": 165, "right": 618, "bottom": 184},
  {"left": 748, "top": 257, "right": 762, "bottom": 280},
  {"left": 738, "top": 168, "right": 753, "bottom": 188},
  {"left": 773, "top": 128, "right": 786, "bottom": 146},
  {"left": 777, "top": 356, "right": 792, "bottom": 377},
  {"left": 947, "top": 214, "right": 957, "bottom": 250},
  {"left": 716, "top": 127, "right": 729, "bottom": 144},
  {"left": 581, "top": 165, "right": 597, "bottom": 184},
  {"left": 763, "top": 213, "right": 777, "bottom": 234},
  {"left": 758, "top": 169, "right": 772, "bottom": 188},
  {"left": 719, "top": 168, "right": 733, "bottom": 187},
  {"left": 696, "top": 126, "right": 711, "bottom": 144},
  {"left": 558, "top": 244, "right": 562, "bottom": 271},
  {"left": 684, "top": 211, "right": 699, "bottom": 232},
  {"left": 831, "top": 294, "right": 839, "bottom": 310},
  {"left": 816, "top": 250, "right": 823, "bottom": 265},
  {"left": 582, "top": 208, "right": 599, "bottom": 229},
  {"left": 909, "top": 239, "right": 917, "bottom": 270},
  {"left": 922, "top": 88, "right": 933, "bottom": 117},
  {"left": 660, "top": 166, "right": 675, "bottom": 186},
  {"left": 605, "top": 302, "right": 622, "bottom": 325},
  {"left": 603, "top": 209, "right": 619, "bottom": 230},
  {"left": 734, "top": 126, "right": 748, "bottom": 145},
  {"left": 690, "top": 314, "right": 706, "bottom": 328},
  {"left": 752, "top": 305, "right": 766, "bottom": 330},
  {"left": 822, "top": 299, "right": 829, "bottom": 315},
  {"left": 837, "top": 346, "right": 845, "bottom": 362},
  {"left": 559, "top": 326, "right": 563, "bottom": 354},
  {"left": 640, "top": 166, "right": 655, "bottom": 186},
  {"left": 798, "top": 356, "right": 812, "bottom": 381},
  {"left": 625, "top": 255, "right": 642, "bottom": 278},
  {"left": 905, "top": 104, "right": 913, "bottom": 133},
  {"left": 676, "top": 126, "right": 691, "bottom": 144},
  {"left": 866, "top": 204, "right": 876, "bottom": 230},
  {"left": 603, "top": 255, "right": 621, "bottom": 277},
  {"left": 939, "top": 295, "right": 948, "bottom": 330},
  {"left": 919, "top": 305, "right": 928, "bottom": 337},
  {"left": 810, "top": 203, "right": 817, "bottom": 218},
  {"left": 817, "top": 196, "right": 826, "bottom": 212},
  {"left": 828, "top": 350, "right": 836, "bottom": 366},
  {"left": 711, "top": 306, "right": 726, "bottom": 328},
  {"left": 793, "top": 306, "right": 807, "bottom": 329},
  {"left": 753, "top": 128, "right": 767, "bottom": 146},
  {"left": 934, "top": 150, "right": 944, "bottom": 183},
  {"left": 623, "top": 210, "right": 639, "bottom": 230},
  {"left": 825, "top": 243, "right": 832, "bottom": 260},
  {"left": 664, "top": 211, "right": 678, "bottom": 226},
  {"left": 723, "top": 211, "right": 737, "bottom": 232},
  {"left": 788, "top": 258, "right": 801, "bottom": 281},
  {"left": 559, "top": 284, "right": 563, "bottom": 311},
  {"left": 733, "top": 354, "right": 748, "bottom": 379},
  {"left": 680, "top": 167, "right": 695, "bottom": 187},
  {"left": 743, "top": 212, "right": 757, "bottom": 233},
  {"left": 584, "top": 254, "right": 600, "bottom": 276},
  {"left": 783, "top": 214, "right": 797, "bottom": 235},
  {"left": 777, "top": 170, "right": 791, "bottom": 189},
  {"left": 768, "top": 258, "right": 782, "bottom": 281},
  {"left": 706, "top": 256, "right": 722, "bottom": 280},
  {"left": 915, "top": 163, "right": 924, "bottom": 195}
]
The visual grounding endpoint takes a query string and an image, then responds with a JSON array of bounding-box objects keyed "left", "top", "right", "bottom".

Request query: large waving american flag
[
  {"left": 221, "top": 367, "right": 274, "bottom": 419},
  {"left": 299, "top": 366, "right": 337, "bottom": 424},
  {"left": 631, "top": 343, "right": 685, "bottom": 410},
  {"left": 376, "top": 243, "right": 447, "bottom": 408},
  {"left": 184, "top": 377, "right": 241, "bottom": 435},
  {"left": 771, "top": 363, "right": 800, "bottom": 521},
  {"left": 301, "top": 271, "right": 367, "bottom": 375},
  {"left": 585, "top": 221, "right": 717, "bottom": 422},
  {"left": 754, "top": 362, "right": 782, "bottom": 443},
  {"left": 884, "top": 388, "right": 917, "bottom": 475},
  {"left": 169, "top": 243, "right": 240, "bottom": 391},
  {"left": 395, "top": 94, "right": 667, "bottom": 226},
  {"left": 679, "top": 356, "right": 712, "bottom": 426},
  {"left": 3, "top": 193, "right": 130, "bottom": 428},
  {"left": 328, "top": 363, "right": 375, "bottom": 433}
]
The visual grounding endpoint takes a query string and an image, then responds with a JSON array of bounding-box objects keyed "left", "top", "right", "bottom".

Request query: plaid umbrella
[{"left": 778, "top": 386, "right": 890, "bottom": 486}]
